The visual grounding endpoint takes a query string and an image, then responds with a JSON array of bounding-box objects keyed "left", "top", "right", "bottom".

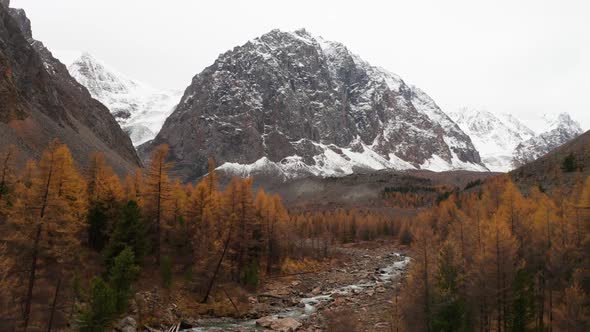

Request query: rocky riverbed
[{"left": 184, "top": 242, "right": 409, "bottom": 331}]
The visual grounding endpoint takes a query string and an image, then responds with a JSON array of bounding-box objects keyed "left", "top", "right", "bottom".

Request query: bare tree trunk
[
  {"left": 46, "top": 276, "right": 61, "bottom": 332},
  {"left": 23, "top": 225, "right": 41, "bottom": 331},
  {"left": 477, "top": 210, "right": 482, "bottom": 251},
  {"left": 223, "top": 288, "right": 240, "bottom": 315},
  {"left": 495, "top": 221, "right": 502, "bottom": 332},
  {"left": 547, "top": 282, "right": 553, "bottom": 332},
  {"left": 538, "top": 274, "right": 545, "bottom": 331},
  {"left": 423, "top": 246, "right": 431, "bottom": 332},
  {"left": 155, "top": 162, "right": 162, "bottom": 266},
  {"left": 266, "top": 224, "right": 273, "bottom": 276},
  {"left": 23, "top": 153, "right": 54, "bottom": 330},
  {"left": 576, "top": 208, "right": 582, "bottom": 248},
  {"left": 202, "top": 230, "right": 232, "bottom": 303},
  {"left": 0, "top": 148, "right": 12, "bottom": 201},
  {"left": 459, "top": 218, "right": 465, "bottom": 261}
]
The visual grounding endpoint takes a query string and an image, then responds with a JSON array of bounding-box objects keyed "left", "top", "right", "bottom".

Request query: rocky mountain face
[
  {"left": 451, "top": 108, "right": 583, "bottom": 171},
  {"left": 146, "top": 29, "right": 485, "bottom": 182},
  {"left": 66, "top": 53, "right": 182, "bottom": 146},
  {"left": 0, "top": 2, "right": 139, "bottom": 173},
  {"left": 512, "top": 113, "right": 583, "bottom": 167}
]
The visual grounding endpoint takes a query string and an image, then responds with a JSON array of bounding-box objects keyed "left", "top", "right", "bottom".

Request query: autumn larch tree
[
  {"left": 401, "top": 223, "right": 437, "bottom": 332},
  {"left": 12, "top": 140, "right": 87, "bottom": 330},
  {"left": 86, "top": 152, "right": 124, "bottom": 251},
  {"left": 144, "top": 144, "right": 172, "bottom": 266},
  {"left": 0, "top": 145, "right": 17, "bottom": 214}
]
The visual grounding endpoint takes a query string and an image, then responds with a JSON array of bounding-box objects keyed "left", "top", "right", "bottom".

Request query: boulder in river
[
  {"left": 270, "top": 317, "right": 302, "bottom": 331},
  {"left": 256, "top": 316, "right": 275, "bottom": 328},
  {"left": 256, "top": 316, "right": 302, "bottom": 331},
  {"left": 114, "top": 316, "right": 137, "bottom": 332}
]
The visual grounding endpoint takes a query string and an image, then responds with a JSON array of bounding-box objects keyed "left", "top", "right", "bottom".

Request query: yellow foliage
[{"left": 281, "top": 257, "right": 323, "bottom": 274}]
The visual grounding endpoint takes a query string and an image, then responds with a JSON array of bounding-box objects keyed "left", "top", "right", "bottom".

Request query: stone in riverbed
[
  {"left": 270, "top": 317, "right": 302, "bottom": 331},
  {"left": 114, "top": 316, "right": 137, "bottom": 332},
  {"left": 257, "top": 316, "right": 302, "bottom": 331},
  {"left": 257, "top": 316, "right": 275, "bottom": 328},
  {"left": 332, "top": 297, "right": 346, "bottom": 307}
]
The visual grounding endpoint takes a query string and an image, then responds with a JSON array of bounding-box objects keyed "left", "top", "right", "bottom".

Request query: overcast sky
[{"left": 12, "top": 0, "right": 590, "bottom": 130}]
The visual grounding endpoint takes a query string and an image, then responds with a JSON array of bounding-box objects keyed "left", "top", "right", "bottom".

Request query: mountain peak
[
  {"left": 76, "top": 51, "right": 100, "bottom": 64},
  {"left": 145, "top": 29, "right": 485, "bottom": 181},
  {"left": 553, "top": 112, "right": 581, "bottom": 129},
  {"left": 69, "top": 52, "right": 135, "bottom": 97}
]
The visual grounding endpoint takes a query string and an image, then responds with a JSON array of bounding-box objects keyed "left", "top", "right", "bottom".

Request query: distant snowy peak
[
  {"left": 147, "top": 28, "right": 486, "bottom": 181},
  {"left": 540, "top": 112, "right": 582, "bottom": 133},
  {"left": 450, "top": 108, "right": 534, "bottom": 172},
  {"left": 451, "top": 108, "right": 582, "bottom": 171},
  {"left": 513, "top": 113, "right": 583, "bottom": 167},
  {"left": 66, "top": 53, "right": 183, "bottom": 146},
  {"left": 499, "top": 113, "right": 536, "bottom": 138},
  {"left": 69, "top": 53, "right": 137, "bottom": 98},
  {"left": 451, "top": 108, "right": 535, "bottom": 144}
]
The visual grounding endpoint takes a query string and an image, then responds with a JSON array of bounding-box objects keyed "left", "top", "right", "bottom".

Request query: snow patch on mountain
[
  {"left": 62, "top": 52, "right": 182, "bottom": 146},
  {"left": 217, "top": 139, "right": 489, "bottom": 180},
  {"left": 218, "top": 137, "right": 420, "bottom": 180}
]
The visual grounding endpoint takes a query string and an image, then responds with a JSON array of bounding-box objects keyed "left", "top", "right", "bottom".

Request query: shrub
[
  {"left": 77, "top": 277, "right": 115, "bottom": 332},
  {"left": 161, "top": 256, "right": 173, "bottom": 289},
  {"left": 399, "top": 223, "right": 413, "bottom": 246},
  {"left": 561, "top": 153, "right": 577, "bottom": 172},
  {"left": 242, "top": 261, "right": 259, "bottom": 287},
  {"left": 464, "top": 179, "right": 483, "bottom": 190},
  {"left": 87, "top": 203, "right": 109, "bottom": 252},
  {"left": 103, "top": 201, "right": 147, "bottom": 269},
  {"left": 108, "top": 247, "right": 140, "bottom": 313}
]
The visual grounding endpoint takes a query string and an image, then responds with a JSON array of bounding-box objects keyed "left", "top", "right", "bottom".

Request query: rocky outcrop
[
  {"left": 0, "top": 4, "right": 139, "bottom": 173},
  {"left": 146, "top": 29, "right": 485, "bottom": 182}
]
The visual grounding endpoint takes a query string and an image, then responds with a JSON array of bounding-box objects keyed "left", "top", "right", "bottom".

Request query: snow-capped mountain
[
  {"left": 65, "top": 53, "right": 182, "bottom": 146},
  {"left": 513, "top": 113, "right": 583, "bottom": 167},
  {"left": 144, "top": 29, "right": 486, "bottom": 182},
  {"left": 450, "top": 108, "right": 535, "bottom": 171},
  {"left": 451, "top": 108, "right": 582, "bottom": 171}
]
